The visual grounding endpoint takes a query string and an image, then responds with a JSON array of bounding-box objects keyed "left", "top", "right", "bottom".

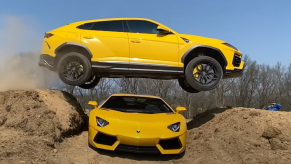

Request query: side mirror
[
  {"left": 88, "top": 101, "right": 98, "bottom": 108},
  {"left": 157, "top": 26, "right": 172, "bottom": 35},
  {"left": 176, "top": 106, "right": 186, "bottom": 114}
]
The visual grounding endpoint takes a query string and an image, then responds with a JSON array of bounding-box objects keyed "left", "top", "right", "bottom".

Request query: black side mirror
[{"left": 157, "top": 26, "right": 173, "bottom": 35}]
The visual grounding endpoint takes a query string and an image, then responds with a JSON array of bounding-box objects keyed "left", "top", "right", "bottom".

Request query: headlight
[
  {"left": 96, "top": 117, "right": 109, "bottom": 127},
  {"left": 167, "top": 122, "right": 180, "bottom": 132},
  {"left": 222, "top": 42, "right": 238, "bottom": 51}
]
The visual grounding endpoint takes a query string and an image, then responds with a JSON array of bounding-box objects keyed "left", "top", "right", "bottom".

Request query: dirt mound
[
  {"left": 185, "top": 107, "right": 291, "bottom": 164},
  {"left": 0, "top": 89, "right": 87, "bottom": 164},
  {"left": 41, "top": 107, "right": 291, "bottom": 164},
  {"left": 1, "top": 93, "right": 291, "bottom": 164}
]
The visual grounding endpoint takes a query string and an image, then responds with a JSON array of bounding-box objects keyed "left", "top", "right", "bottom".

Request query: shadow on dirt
[
  {"left": 187, "top": 107, "right": 232, "bottom": 130},
  {"left": 60, "top": 91, "right": 89, "bottom": 135},
  {"left": 90, "top": 146, "right": 185, "bottom": 161}
]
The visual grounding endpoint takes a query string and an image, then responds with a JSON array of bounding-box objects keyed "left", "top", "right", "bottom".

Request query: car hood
[
  {"left": 98, "top": 109, "right": 177, "bottom": 130},
  {"left": 179, "top": 34, "right": 225, "bottom": 44}
]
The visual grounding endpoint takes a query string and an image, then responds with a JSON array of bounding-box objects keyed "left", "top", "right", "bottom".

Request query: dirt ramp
[
  {"left": 0, "top": 89, "right": 87, "bottom": 163},
  {"left": 2, "top": 93, "right": 291, "bottom": 164},
  {"left": 186, "top": 108, "right": 291, "bottom": 164}
]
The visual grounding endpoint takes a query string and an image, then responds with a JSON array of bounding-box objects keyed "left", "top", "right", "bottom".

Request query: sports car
[
  {"left": 38, "top": 17, "right": 244, "bottom": 93},
  {"left": 87, "top": 93, "right": 187, "bottom": 154}
]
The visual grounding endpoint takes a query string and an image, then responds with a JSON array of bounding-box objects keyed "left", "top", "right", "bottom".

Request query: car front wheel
[{"left": 185, "top": 56, "right": 223, "bottom": 91}]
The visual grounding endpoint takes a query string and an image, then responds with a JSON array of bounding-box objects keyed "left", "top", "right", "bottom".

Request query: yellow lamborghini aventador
[{"left": 87, "top": 94, "right": 187, "bottom": 154}]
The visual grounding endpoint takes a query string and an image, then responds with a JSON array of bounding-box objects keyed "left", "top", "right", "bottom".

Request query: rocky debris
[
  {"left": 186, "top": 107, "right": 291, "bottom": 164},
  {"left": 261, "top": 125, "right": 291, "bottom": 150},
  {"left": 262, "top": 126, "right": 282, "bottom": 139}
]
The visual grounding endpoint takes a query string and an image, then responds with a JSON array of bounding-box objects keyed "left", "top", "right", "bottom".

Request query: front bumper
[
  {"left": 224, "top": 53, "right": 245, "bottom": 78},
  {"left": 224, "top": 65, "right": 244, "bottom": 78},
  {"left": 38, "top": 54, "right": 55, "bottom": 71},
  {"left": 88, "top": 124, "right": 186, "bottom": 154}
]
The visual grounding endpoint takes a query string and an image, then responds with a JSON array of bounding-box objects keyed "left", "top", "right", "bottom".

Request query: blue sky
[{"left": 0, "top": 0, "right": 290, "bottom": 66}]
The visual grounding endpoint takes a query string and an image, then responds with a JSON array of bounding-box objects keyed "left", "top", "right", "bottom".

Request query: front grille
[
  {"left": 93, "top": 132, "right": 117, "bottom": 146},
  {"left": 232, "top": 54, "right": 241, "bottom": 67},
  {"left": 159, "top": 137, "right": 182, "bottom": 150},
  {"left": 116, "top": 144, "right": 160, "bottom": 154}
]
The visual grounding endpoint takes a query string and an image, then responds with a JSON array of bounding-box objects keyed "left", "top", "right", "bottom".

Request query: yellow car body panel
[
  {"left": 87, "top": 94, "right": 187, "bottom": 154},
  {"left": 127, "top": 32, "right": 180, "bottom": 67},
  {"left": 177, "top": 34, "right": 244, "bottom": 70},
  {"left": 80, "top": 30, "right": 130, "bottom": 63}
]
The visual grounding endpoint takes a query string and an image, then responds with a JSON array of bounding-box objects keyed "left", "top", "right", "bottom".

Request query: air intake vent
[
  {"left": 181, "top": 37, "right": 190, "bottom": 43},
  {"left": 232, "top": 54, "right": 241, "bottom": 67}
]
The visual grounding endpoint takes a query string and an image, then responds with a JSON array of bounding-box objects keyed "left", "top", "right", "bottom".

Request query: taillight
[{"left": 44, "top": 33, "right": 54, "bottom": 38}]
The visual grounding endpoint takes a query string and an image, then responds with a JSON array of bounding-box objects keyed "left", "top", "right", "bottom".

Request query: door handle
[
  {"left": 83, "top": 36, "right": 94, "bottom": 39},
  {"left": 131, "top": 39, "right": 141, "bottom": 43}
]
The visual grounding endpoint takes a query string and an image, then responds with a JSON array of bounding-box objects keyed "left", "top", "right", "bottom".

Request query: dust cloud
[{"left": 0, "top": 15, "right": 58, "bottom": 91}]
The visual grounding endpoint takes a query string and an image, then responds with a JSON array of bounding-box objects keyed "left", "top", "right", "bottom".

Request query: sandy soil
[
  {"left": 0, "top": 89, "right": 87, "bottom": 164},
  {"left": 0, "top": 90, "right": 291, "bottom": 164}
]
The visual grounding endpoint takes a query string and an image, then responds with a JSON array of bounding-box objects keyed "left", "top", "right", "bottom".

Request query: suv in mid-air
[{"left": 39, "top": 18, "right": 244, "bottom": 93}]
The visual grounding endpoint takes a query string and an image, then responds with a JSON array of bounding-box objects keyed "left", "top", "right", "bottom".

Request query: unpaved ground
[
  {"left": 0, "top": 89, "right": 87, "bottom": 164},
  {"left": 0, "top": 90, "right": 291, "bottom": 164}
]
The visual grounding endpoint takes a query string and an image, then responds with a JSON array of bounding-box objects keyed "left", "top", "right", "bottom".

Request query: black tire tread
[
  {"left": 185, "top": 56, "right": 223, "bottom": 91},
  {"left": 78, "top": 74, "right": 101, "bottom": 89},
  {"left": 178, "top": 78, "right": 200, "bottom": 93}
]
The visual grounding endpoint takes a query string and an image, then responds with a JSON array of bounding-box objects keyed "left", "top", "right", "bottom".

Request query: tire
[
  {"left": 78, "top": 73, "right": 101, "bottom": 89},
  {"left": 178, "top": 78, "right": 200, "bottom": 93},
  {"left": 57, "top": 52, "right": 92, "bottom": 86},
  {"left": 185, "top": 56, "right": 223, "bottom": 91}
]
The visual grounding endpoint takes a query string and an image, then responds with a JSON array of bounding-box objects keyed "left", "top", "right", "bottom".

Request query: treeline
[{"left": 51, "top": 55, "right": 291, "bottom": 118}]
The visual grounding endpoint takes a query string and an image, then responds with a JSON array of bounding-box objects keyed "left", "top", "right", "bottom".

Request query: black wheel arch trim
[
  {"left": 54, "top": 42, "right": 93, "bottom": 58},
  {"left": 181, "top": 45, "right": 228, "bottom": 66}
]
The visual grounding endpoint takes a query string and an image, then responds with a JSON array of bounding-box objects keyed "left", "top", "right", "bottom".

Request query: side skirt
[{"left": 91, "top": 61, "right": 184, "bottom": 79}]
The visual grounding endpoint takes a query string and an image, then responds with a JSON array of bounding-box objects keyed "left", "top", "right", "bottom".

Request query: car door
[
  {"left": 80, "top": 20, "right": 129, "bottom": 69},
  {"left": 125, "top": 20, "right": 179, "bottom": 71}
]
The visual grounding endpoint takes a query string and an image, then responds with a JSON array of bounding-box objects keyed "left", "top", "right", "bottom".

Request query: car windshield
[{"left": 100, "top": 96, "right": 174, "bottom": 114}]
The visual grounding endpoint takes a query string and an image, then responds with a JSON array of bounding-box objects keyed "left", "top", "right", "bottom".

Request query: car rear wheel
[
  {"left": 178, "top": 78, "right": 200, "bottom": 93},
  {"left": 185, "top": 56, "right": 223, "bottom": 91},
  {"left": 57, "top": 52, "right": 92, "bottom": 86},
  {"left": 78, "top": 72, "right": 101, "bottom": 89}
]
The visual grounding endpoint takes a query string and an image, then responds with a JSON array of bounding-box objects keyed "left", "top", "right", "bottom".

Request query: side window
[
  {"left": 126, "top": 20, "right": 158, "bottom": 34},
  {"left": 76, "top": 23, "right": 95, "bottom": 30},
  {"left": 90, "top": 20, "right": 124, "bottom": 32}
]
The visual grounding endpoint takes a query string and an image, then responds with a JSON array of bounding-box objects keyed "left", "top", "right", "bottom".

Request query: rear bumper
[
  {"left": 88, "top": 125, "right": 186, "bottom": 154},
  {"left": 38, "top": 54, "right": 55, "bottom": 71}
]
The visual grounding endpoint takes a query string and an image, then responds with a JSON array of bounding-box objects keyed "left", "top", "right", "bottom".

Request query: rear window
[
  {"left": 90, "top": 20, "right": 124, "bottom": 32},
  {"left": 76, "top": 23, "right": 95, "bottom": 30},
  {"left": 100, "top": 96, "right": 173, "bottom": 114},
  {"left": 76, "top": 20, "right": 124, "bottom": 32}
]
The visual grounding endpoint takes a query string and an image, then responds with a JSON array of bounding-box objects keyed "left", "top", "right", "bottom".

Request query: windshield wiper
[
  {"left": 101, "top": 108, "right": 125, "bottom": 112},
  {"left": 126, "top": 110, "right": 156, "bottom": 114}
]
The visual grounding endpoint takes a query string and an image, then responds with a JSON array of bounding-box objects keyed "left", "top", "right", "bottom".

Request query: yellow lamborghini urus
[
  {"left": 39, "top": 17, "right": 244, "bottom": 93},
  {"left": 87, "top": 94, "right": 187, "bottom": 154}
]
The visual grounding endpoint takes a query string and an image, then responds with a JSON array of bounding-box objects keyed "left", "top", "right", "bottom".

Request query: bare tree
[{"left": 47, "top": 54, "right": 291, "bottom": 114}]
